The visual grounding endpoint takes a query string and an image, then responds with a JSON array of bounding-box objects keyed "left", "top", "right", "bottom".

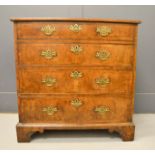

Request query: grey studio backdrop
[{"left": 0, "top": 5, "right": 155, "bottom": 113}]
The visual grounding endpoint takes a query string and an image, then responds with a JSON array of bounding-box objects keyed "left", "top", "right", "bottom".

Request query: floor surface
[{"left": 0, "top": 113, "right": 155, "bottom": 149}]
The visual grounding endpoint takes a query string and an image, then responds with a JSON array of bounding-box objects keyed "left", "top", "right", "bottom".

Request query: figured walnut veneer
[{"left": 11, "top": 18, "right": 141, "bottom": 142}]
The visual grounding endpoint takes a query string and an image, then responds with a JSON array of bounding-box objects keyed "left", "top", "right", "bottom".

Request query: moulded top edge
[{"left": 10, "top": 17, "right": 141, "bottom": 24}]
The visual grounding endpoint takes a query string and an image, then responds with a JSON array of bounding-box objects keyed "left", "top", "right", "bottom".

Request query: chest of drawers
[{"left": 11, "top": 18, "right": 141, "bottom": 142}]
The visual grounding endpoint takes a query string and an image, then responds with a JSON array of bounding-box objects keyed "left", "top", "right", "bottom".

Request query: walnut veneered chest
[{"left": 11, "top": 18, "right": 141, "bottom": 142}]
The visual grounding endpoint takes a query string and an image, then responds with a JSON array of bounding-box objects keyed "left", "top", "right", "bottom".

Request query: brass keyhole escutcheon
[
  {"left": 70, "top": 71, "right": 83, "bottom": 79},
  {"left": 71, "top": 98, "right": 83, "bottom": 107},
  {"left": 70, "top": 45, "right": 83, "bottom": 54}
]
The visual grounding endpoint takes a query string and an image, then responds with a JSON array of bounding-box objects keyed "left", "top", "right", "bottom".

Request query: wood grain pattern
[
  {"left": 16, "top": 122, "right": 135, "bottom": 142},
  {"left": 18, "top": 43, "right": 134, "bottom": 68},
  {"left": 18, "top": 68, "right": 133, "bottom": 94},
  {"left": 16, "top": 22, "right": 136, "bottom": 41},
  {"left": 18, "top": 96, "right": 131, "bottom": 123},
  {"left": 11, "top": 18, "right": 140, "bottom": 142}
]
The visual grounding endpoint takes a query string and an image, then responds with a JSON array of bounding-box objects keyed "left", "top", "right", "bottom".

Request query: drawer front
[
  {"left": 17, "top": 22, "right": 135, "bottom": 41},
  {"left": 19, "top": 68, "right": 133, "bottom": 94},
  {"left": 18, "top": 43, "right": 133, "bottom": 68},
  {"left": 19, "top": 96, "right": 131, "bottom": 123}
]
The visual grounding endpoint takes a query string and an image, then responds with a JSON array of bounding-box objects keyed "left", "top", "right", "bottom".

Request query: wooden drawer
[
  {"left": 17, "top": 22, "right": 136, "bottom": 41},
  {"left": 18, "top": 43, "right": 133, "bottom": 68},
  {"left": 19, "top": 96, "right": 131, "bottom": 123},
  {"left": 19, "top": 68, "right": 133, "bottom": 94}
]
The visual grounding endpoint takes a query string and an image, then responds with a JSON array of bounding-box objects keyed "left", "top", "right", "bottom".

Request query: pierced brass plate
[
  {"left": 70, "top": 45, "right": 83, "bottom": 54},
  {"left": 41, "top": 49, "right": 57, "bottom": 59},
  {"left": 42, "top": 106, "right": 58, "bottom": 115},
  {"left": 94, "top": 106, "right": 110, "bottom": 114},
  {"left": 70, "top": 71, "right": 83, "bottom": 79},
  {"left": 69, "top": 24, "right": 81, "bottom": 32},
  {"left": 41, "top": 25, "right": 56, "bottom": 36},
  {"left": 96, "top": 26, "right": 112, "bottom": 37},
  {"left": 42, "top": 76, "right": 56, "bottom": 87},
  {"left": 71, "top": 98, "right": 83, "bottom": 107},
  {"left": 95, "top": 77, "right": 110, "bottom": 86},
  {"left": 96, "top": 50, "right": 110, "bottom": 61}
]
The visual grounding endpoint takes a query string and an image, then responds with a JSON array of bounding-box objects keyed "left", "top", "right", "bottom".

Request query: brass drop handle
[
  {"left": 41, "top": 25, "right": 56, "bottom": 36},
  {"left": 42, "top": 106, "right": 58, "bottom": 115},
  {"left": 69, "top": 24, "right": 81, "bottom": 32},
  {"left": 71, "top": 45, "right": 83, "bottom": 54},
  {"left": 94, "top": 106, "right": 110, "bottom": 114},
  {"left": 71, "top": 98, "right": 83, "bottom": 107},
  {"left": 42, "top": 76, "right": 57, "bottom": 86},
  {"left": 96, "top": 50, "right": 110, "bottom": 61},
  {"left": 70, "top": 71, "right": 83, "bottom": 79},
  {"left": 41, "top": 49, "right": 57, "bottom": 59},
  {"left": 95, "top": 77, "right": 110, "bottom": 86},
  {"left": 96, "top": 26, "right": 112, "bottom": 37}
]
